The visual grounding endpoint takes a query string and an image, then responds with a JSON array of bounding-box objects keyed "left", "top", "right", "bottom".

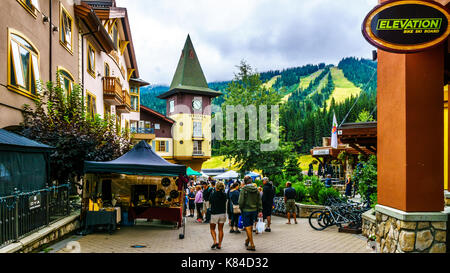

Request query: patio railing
[{"left": 0, "top": 184, "right": 71, "bottom": 248}]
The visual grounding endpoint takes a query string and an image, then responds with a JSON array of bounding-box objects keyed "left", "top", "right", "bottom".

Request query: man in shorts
[
  {"left": 239, "top": 176, "right": 262, "bottom": 251},
  {"left": 284, "top": 182, "right": 297, "bottom": 224},
  {"left": 262, "top": 177, "right": 275, "bottom": 232}
]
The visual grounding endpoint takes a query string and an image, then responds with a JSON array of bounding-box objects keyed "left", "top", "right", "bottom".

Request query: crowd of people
[{"left": 184, "top": 175, "right": 297, "bottom": 251}]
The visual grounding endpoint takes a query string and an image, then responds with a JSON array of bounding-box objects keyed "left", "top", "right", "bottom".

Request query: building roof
[
  {"left": 0, "top": 129, "right": 54, "bottom": 152},
  {"left": 140, "top": 105, "right": 175, "bottom": 124},
  {"left": 158, "top": 35, "right": 222, "bottom": 99},
  {"left": 85, "top": 2, "right": 141, "bottom": 79},
  {"left": 75, "top": 3, "right": 116, "bottom": 53}
]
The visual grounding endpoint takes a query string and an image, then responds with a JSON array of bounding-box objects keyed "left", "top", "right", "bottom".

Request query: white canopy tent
[{"left": 214, "top": 170, "right": 240, "bottom": 180}]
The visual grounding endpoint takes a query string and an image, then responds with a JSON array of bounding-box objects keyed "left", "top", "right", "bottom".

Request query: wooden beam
[{"left": 350, "top": 144, "right": 368, "bottom": 156}]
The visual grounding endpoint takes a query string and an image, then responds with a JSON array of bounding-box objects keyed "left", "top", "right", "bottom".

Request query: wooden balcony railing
[
  {"left": 102, "top": 77, "right": 123, "bottom": 105},
  {"left": 122, "top": 90, "right": 131, "bottom": 108}
]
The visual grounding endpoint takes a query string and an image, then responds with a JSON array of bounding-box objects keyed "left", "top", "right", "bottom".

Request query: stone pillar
[
  {"left": 375, "top": 0, "right": 448, "bottom": 253},
  {"left": 375, "top": 205, "right": 448, "bottom": 253}
]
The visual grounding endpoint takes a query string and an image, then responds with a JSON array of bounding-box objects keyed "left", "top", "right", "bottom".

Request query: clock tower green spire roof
[{"left": 158, "top": 35, "right": 222, "bottom": 99}]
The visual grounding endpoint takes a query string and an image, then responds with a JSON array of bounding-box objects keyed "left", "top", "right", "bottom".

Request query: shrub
[
  {"left": 292, "top": 182, "right": 307, "bottom": 202},
  {"left": 318, "top": 187, "right": 341, "bottom": 205},
  {"left": 353, "top": 155, "right": 377, "bottom": 207},
  {"left": 308, "top": 177, "right": 325, "bottom": 202}
]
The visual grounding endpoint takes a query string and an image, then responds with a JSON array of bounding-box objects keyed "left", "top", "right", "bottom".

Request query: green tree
[{"left": 219, "top": 61, "right": 295, "bottom": 178}]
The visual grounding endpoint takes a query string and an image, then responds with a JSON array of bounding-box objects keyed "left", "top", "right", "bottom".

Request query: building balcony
[
  {"left": 192, "top": 134, "right": 205, "bottom": 140},
  {"left": 116, "top": 90, "right": 131, "bottom": 114},
  {"left": 131, "top": 127, "right": 156, "bottom": 141},
  {"left": 102, "top": 77, "right": 123, "bottom": 105}
]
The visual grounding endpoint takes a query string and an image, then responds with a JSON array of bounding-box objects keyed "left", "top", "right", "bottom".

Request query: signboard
[
  {"left": 29, "top": 194, "right": 41, "bottom": 210},
  {"left": 362, "top": 0, "right": 450, "bottom": 53},
  {"left": 313, "top": 149, "right": 330, "bottom": 156}
]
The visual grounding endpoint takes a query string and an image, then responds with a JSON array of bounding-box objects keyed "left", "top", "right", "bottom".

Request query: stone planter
[
  {"left": 297, "top": 203, "right": 326, "bottom": 218},
  {"left": 362, "top": 209, "right": 376, "bottom": 238}
]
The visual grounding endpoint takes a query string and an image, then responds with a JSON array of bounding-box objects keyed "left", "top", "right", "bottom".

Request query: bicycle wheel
[{"left": 309, "top": 210, "right": 328, "bottom": 231}]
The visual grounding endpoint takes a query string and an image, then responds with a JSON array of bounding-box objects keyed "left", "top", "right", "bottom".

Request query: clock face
[{"left": 192, "top": 100, "right": 202, "bottom": 110}]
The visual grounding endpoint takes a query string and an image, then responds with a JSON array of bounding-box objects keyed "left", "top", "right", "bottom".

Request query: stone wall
[
  {"left": 298, "top": 204, "right": 326, "bottom": 218},
  {"left": 362, "top": 209, "right": 376, "bottom": 238},
  {"left": 375, "top": 211, "right": 447, "bottom": 253}
]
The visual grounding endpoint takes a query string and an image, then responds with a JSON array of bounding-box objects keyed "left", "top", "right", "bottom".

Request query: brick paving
[{"left": 54, "top": 215, "right": 372, "bottom": 253}]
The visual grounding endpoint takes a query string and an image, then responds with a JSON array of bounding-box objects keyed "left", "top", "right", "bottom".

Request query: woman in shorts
[{"left": 209, "top": 181, "right": 227, "bottom": 250}]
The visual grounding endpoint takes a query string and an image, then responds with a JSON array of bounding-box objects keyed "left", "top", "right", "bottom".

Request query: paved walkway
[{"left": 52, "top": 216, "right": 372, "bottom": 253}]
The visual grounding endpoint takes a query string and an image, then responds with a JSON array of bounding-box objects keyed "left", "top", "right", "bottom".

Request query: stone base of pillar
[{"left": 374, "top": 205, "right": 448, "bottom": 253}]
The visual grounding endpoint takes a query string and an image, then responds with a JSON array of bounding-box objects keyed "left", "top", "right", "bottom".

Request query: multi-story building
[
  {"left": 1, "top": 0, "right": 80, "bottom": 129},
  {"left": 0, "top": 0, "right": 148, "bottom": 133},
  {"left": 75, "top": 0, "right": 149, "bottom": 132},
  {"left": 135, "top": 35, "right": 222, "bottom": 171}
]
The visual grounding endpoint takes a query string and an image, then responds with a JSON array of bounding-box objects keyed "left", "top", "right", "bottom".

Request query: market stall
[{"left": 83, "top": 141, "right": 187, "bottom": 238}]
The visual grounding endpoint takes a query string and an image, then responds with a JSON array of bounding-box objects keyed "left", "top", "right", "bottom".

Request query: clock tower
[{"left": 158, "top": 35, "right": 222, "bottom": 171}]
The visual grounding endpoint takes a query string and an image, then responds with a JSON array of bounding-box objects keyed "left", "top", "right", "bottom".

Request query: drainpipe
[{"left": 49, "top": 0, "right": 52, "bottom": 83}]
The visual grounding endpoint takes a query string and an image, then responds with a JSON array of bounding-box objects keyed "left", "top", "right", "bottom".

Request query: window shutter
[
  {"left": 152, "top": 140, "right": 156, "bottom": 151},
  {"left": 166, "top": 141, "right": 169, "bottom": 152}
]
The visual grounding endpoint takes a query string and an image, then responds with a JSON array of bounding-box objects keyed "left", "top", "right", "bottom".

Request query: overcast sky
[{"left": 116, "top": 0, "right": 378, "bottom": 85}]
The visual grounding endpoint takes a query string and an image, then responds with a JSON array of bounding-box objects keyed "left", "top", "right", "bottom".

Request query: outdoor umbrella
[
  {"left": 186, "top": 167, "right": 202, "bottom": 177},
  {"left": 214, "top": 170, "right": 240, "bottom": 180}
]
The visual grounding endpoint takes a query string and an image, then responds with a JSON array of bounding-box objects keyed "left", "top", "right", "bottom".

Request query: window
[
  {"left": 87, "top": 42, "right": 95, "bottom": 78},
  {"left": 110, "top": 22, "right": 119, "bottom": 50},
  {"left": 154, "top": 140, "right": 169, "bottom": 153},
  {"left": 8, "top": 30, "right": 40, "bottom": 97},
  {"left": 104, "top": 63, "right": 110, "bottom": 77},
  {"left": 169, "top": 100, "right": 175, "bottom": 113},
  {"left": 86, "top": 92, "right": 97, "bottom": 118},
  {"left": 193, "top": 141, "right": 202, "bottom": 155},
  {"left": 60, "top": 5, "right": 73, "bottom": 53},
  {"left": 193, "top": 122, "right": 202, "bottom": 138},
  {"left": 130, "top": 121, "right": 138, "bottom": 133},
  {"left": 155, "top": 124, "right": 160, "bottom": 130},
  {"left": 131, "top": 95, "right": 139, "bottom": 111},
  {"left": 17, "top": 0, "right": 40, "bottom": 17},
  {"left": 130, "top": 86, "right": 139, "bottom": 94},
  {"left": 104, "top": 103, "right": 111, "bottom": 117},
  {"left": 57, "top": 68, "right": 74, "bottom": 95}
]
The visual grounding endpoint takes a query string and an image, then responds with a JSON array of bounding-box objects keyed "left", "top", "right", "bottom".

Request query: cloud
[{"left": 117, "top": 0, "right": 378, "bottom": 85}]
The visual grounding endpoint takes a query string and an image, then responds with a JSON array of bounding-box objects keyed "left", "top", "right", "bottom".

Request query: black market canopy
[
  {"left": 157, "top": 34, "right": 222, "bottom": 99},
  {"left": 0, "top": 129, "right": 54, "bottom": 196},
  {"left": 84, "top": 141, "right": 186, "bottom": 176}
]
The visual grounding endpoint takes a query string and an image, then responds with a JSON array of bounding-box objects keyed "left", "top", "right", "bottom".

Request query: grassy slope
[
  {"left": 282, "top": 69, "right": 324, "bottom": 103},
  {"left": 204, "top": 154, "right": 318, "bottom": 173},
  {"left": 202, "top": 156, "right": 239, "bottom": 170},
  {"left": 262, "top": 75, "right": 280, "bottom": 89},
  {"left": 325, "top": 67, "right": 361, "bottom": 109},
  {"left": 307, "top": 72, "right": 330, "bottom": 98},
  {"left": 299, "top": 69, "right": 323, "bottom": 90}
]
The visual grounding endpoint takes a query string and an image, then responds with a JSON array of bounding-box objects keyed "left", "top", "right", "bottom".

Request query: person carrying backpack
[{"left": 239, "top": 176, "right": 262, "bottom": 251}]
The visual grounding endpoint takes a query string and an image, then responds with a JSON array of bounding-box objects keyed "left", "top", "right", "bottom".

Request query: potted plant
[{"left": 367, "top": 234, "right": 377, "bottom": 252}]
